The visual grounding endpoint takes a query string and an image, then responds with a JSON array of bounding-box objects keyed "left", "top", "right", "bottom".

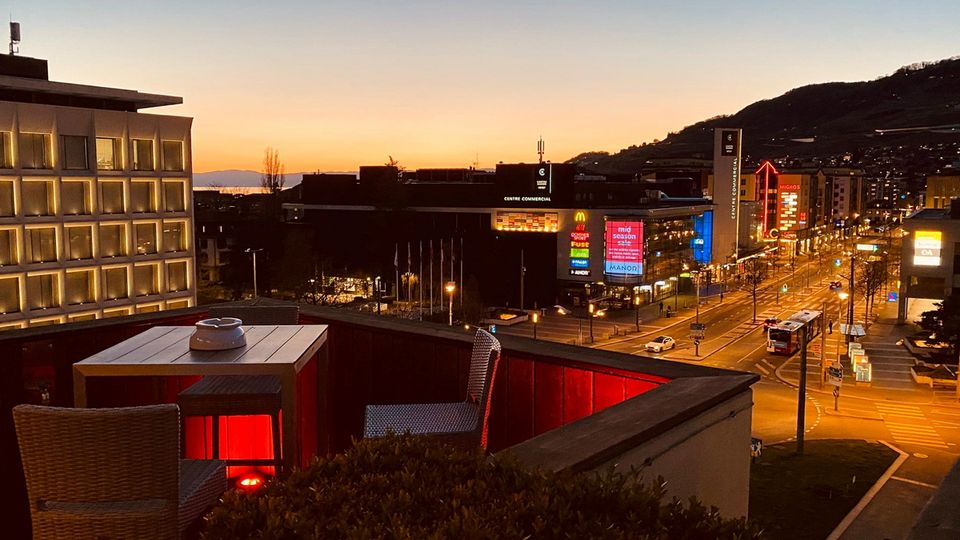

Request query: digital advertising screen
[{"left": 604, "top": 220, "right": 643, "bottom": 275}]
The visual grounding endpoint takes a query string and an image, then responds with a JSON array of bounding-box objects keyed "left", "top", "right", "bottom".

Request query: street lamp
[
  {"left": 634, "top": 294, "right": 641, "bottom": 332},
  {"left": 445, "top": 281, "right": 456, "bottom": 326},
  {"left": 245, "top": 248, "right": 263, "bottom": 298},
  {"left": 531, "top": 311, "right": 539, "bottom": 340},
  {"left": 691, "top": 270, "right": 700, "bottom": 324}
]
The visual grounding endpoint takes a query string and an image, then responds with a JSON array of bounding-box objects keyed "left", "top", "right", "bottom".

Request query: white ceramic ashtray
[{"left": 190, "top": 317, "right": 247, "bottom": 351}]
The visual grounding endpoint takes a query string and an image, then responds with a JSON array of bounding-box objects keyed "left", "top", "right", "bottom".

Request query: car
[
  {"left": 829, "top": 281, "right": 842, "bottom": 290},
  {"left": 645, "top": 336, "right": 675, "bottom": 353},
  {"left": 763, "top": 317, "right": 781, "bottom": 328}
]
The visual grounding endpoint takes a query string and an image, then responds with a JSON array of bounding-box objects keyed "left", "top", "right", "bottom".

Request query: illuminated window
[
  {"left": 134, "top": 264, "right": 159, "bottom": 296},
  {"left": 0, "top": 228, "right": 16, "bottom": 265},
  {"left": 130, "top": 181, "right": 156, "bottom": 213},
  {"left": 162, "top": 221, "right": 185, "bottom": 252},
  {"left": 132, "top": 139, "right": 154, "bottom": 171},
  {"left": 65, "top": 226, "right": 93, "bottom": 260},
  {"left": 135, "top": 223, "right": 157, "bottom": 254},
  {"left": 163, "top": 181, "right": 186, "bottom": 212},
  {"left": 99, "top": 224, "right": 126, "bottom": 257},
  {"left": 96, "top": 138, "right": 122, "bottom": 170},
  {"left": 161, "top": 141, "right": 184, "bottom": 172},
  {"left": 103, "top": 307, "right": 131, "bottom": 318},
  {"left": 26, "top": 274, "right": 58, "bottom": 310},
  {"left": 0, "top": 180, "right": 13, "bottom": 216},
  {"left": 24, "top": 227, "right": 57, "bottom": 263},
  {"left": 21, "top": 180, "right": 55, "bottom": 216},
  {"left": 61, "top": 135, "right": 89, "bottom": 170},
  {"left": 136, "top": 303, "right": 160, "bottom": 313},
  {"left": 0, "top": 132, "right": 11, "bottom": 168},
  {"left": 64, "top": 270, "right": 95, "bottom": 305},
  {"left": 19, "top": 133, "right": 51, "bottom": 169},
  {"left": 0, "top": 276, "right": 19, "bottom": 313},
  {"left": 61, "top": 180, "right": 91, "bottom": 215},
  {"left": 166, "top": 260, "right": 188, "bottom": 292},
  {"left": 100, "top": 181, "right": 124, "bottom": 214},
  {"left": 102, "top": 267, "right": 128, "bottom": 300},
  {"left": 68, "top": 312, "right": 97, "bottom": 322}
]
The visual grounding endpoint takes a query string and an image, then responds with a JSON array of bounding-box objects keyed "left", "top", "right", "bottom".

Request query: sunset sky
[{"left": 18, "top": 1, "right": 960, "bottom": 172}]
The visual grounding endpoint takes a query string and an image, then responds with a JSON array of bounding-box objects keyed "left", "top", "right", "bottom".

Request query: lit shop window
[
  {"left": 130, "top": 180, "right": 157, "bottom": 213},
  {"left": 96, "top": 138, "right": 122, "bottom": 170},
  {"left": 136, "top": 303, "right": 161, "bottom": 313},
  {"left": 103, "top": 307, "right": 131, "bottom": 318},
  {"left": 68, "top": 312, "right": 97, "bottom": 322},
  {"left": 166, "top": 299, "right": 190, "bottom": 310}
]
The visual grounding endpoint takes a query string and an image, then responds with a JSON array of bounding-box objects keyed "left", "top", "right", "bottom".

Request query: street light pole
[
  {"left": 634, "top": 294, "right": 640, "bottom": 332},
  {"left": 693, "top": 271, "right": 700, "bottom": 324},
  {"left": 245, "top": 248, "right": 262, "bottom": 298},
  {"left": 796, "top": 324, "right": 809, "bottom": 455},
  {"left": 445, "top": 281, "right": 456, "bottom": 326},
  {"left": 532, "top": 311, "right": 539, "bottom": 340}
]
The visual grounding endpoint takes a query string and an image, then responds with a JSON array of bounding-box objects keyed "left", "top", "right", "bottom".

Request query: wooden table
[{"left": 73, "top": 324, "right": 328, "bottom": 472}]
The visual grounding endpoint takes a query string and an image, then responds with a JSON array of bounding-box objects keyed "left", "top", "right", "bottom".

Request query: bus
[{"left": 766, "top": 310, "right": 822, "bottom": 355}]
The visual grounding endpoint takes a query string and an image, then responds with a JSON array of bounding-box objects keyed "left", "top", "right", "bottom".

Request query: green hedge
[{"left": 203, "top": 434, "right": 761, "bottom": 539}]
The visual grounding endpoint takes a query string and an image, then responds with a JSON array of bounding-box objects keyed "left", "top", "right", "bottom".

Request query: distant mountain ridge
[{"left": 569, "top": 57, "right": 960, "bottom": 174}]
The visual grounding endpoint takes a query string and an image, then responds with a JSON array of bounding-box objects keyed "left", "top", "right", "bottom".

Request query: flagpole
[
  {"left": 407, "top": 242, "right": 412, "bottom": 312},
  {"left": 394, "top": 243, "right": 399, "bottom": 303},
  {"left": 419, "top": 240, "right": 423, "bottom": 320},
  {"left": 440, "top": 239, "right": 444, "bottom": 317},
  {"left": 432, "top": 240, "right": 436, "bottom": 315},
  {"left": 460, "top": 236, "right": 464, "bottom": 313}
]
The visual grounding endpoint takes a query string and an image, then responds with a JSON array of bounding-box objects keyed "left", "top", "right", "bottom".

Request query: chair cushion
[
  {"left": 178, "top": 459, "right": 226, "bottom": 533},
  {"left": 364, "top": 402, "right": 480, "bottom": 438}
]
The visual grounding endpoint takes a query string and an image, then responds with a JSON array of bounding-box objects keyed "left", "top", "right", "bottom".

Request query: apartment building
[
  {"left": 924, "top": 175, "right": 960, "bottom": 209},
  {"left": 0, "top": 55, "right": 194, "bottom": 330}
]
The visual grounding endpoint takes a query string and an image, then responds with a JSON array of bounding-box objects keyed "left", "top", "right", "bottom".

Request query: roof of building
[{"left": 907, "top": 208, "right": 952, "bottom": 220}]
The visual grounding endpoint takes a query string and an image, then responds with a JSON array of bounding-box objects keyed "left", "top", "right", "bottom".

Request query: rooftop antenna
[
  {"left": 537, "top": 136, "right": 544, "bottom": 163},
  {"left": 471, "top": 152, "right": 479, "bottom": 170},
  {"left": 9, "top": 20, "right": 19, "bottom": 55}
]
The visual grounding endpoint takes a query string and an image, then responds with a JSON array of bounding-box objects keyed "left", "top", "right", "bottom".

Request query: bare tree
[
  {"left": 742, "top": 257, "right": 767, "bottom": 323},
  {"left": 857, "top": 258, "right": 887, "bottom": 321},
  {"left": 261, "top": 147, "right": 286, "bottom": 194}
]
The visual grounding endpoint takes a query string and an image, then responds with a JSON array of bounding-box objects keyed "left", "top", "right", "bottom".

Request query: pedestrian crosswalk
[{"left": 876, "top": 403, "right": 949, "bottom": 449}]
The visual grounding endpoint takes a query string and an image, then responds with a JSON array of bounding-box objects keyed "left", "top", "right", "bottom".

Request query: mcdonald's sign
[{"left": 574, "top": 211, "right": 587, "bottom": 223}]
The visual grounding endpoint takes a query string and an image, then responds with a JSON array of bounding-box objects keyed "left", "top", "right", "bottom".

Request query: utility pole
[
  {"left": 820, "top": 301, "right": 827, "bottom": 389},
  {"left": 796, "top": 324, "right": 809, "bottom": 455},
  {"left": 245, "top": 248, "right": 262, "bottom": 298},
  {"left": 847, "top": 252, "right": 855, "bottom": 343}
]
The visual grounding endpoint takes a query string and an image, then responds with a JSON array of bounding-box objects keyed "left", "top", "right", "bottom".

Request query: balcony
[{"left": 1, "top": 301, "right": 757, "bottom": 538}]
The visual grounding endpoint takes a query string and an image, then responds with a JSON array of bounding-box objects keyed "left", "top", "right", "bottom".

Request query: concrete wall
[{"left": 591, "top": 389, "right": 753, "bottom": 518}]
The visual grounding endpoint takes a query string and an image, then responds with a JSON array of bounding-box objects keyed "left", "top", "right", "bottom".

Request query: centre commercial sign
[
  {"left": 604, "top": 220, "right": 643, "bottom": 275},
  {"left": 913, "top": 230, "right": 942, "bottom": 266}
]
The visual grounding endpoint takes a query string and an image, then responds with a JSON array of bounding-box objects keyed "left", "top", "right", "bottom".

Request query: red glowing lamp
[{"left": 236, "top": 472, "right": 266, "bottom": 492}]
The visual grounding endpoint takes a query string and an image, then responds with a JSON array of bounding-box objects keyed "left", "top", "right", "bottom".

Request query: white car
[{"left": 645, "top": 336, "right": 676, "bottom": 353}]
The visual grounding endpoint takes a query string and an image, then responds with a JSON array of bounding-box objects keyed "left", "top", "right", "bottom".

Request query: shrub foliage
[{"left": 203, "top": 434, "right": 761, "bottom": 539}]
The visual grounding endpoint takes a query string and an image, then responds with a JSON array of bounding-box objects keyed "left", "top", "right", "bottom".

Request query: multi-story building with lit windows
[{"left": 0, "top": 55, "right": 194, "bottom": 330}]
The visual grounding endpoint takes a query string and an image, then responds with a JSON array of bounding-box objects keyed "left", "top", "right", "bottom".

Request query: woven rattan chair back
[
  {"left": 13, "top": 404, "right": 181, "bottom": 539},
  {"left": 467, "top": 328, "right": 501, "bottom": 448},
  {"left": 207, "top": 305, "right": 299, "bottom": 325}
]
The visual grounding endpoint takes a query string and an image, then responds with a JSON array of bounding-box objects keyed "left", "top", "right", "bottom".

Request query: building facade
[
  {"left": 897, "top": 204, "right": 960, "bottom": 323},
  {"left": 0, "top": 56, "right": 195, "bottom": 330},
  {"left": 924, "top": 175, "right": 960, "bottom": 209}
]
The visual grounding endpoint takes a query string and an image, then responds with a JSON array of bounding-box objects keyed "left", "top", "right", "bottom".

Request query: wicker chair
[
  {"left": 179, "top": 304, "right": 299, "bottom": 473},
  {"left": 364, "top": 328, "right": 502, "bottom": 450},
  {"left": 13, "top": 404, "right": 226, "bottom": 540}
]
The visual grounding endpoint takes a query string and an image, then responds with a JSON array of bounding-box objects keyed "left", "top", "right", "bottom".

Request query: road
[{"left": 498, "top": 233, "right": 959, "bottom": 538}]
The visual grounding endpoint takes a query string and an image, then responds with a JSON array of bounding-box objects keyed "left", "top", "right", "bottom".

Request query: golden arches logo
[{"left": 574, "top": 211, "right": 587, "bottom": 223}]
